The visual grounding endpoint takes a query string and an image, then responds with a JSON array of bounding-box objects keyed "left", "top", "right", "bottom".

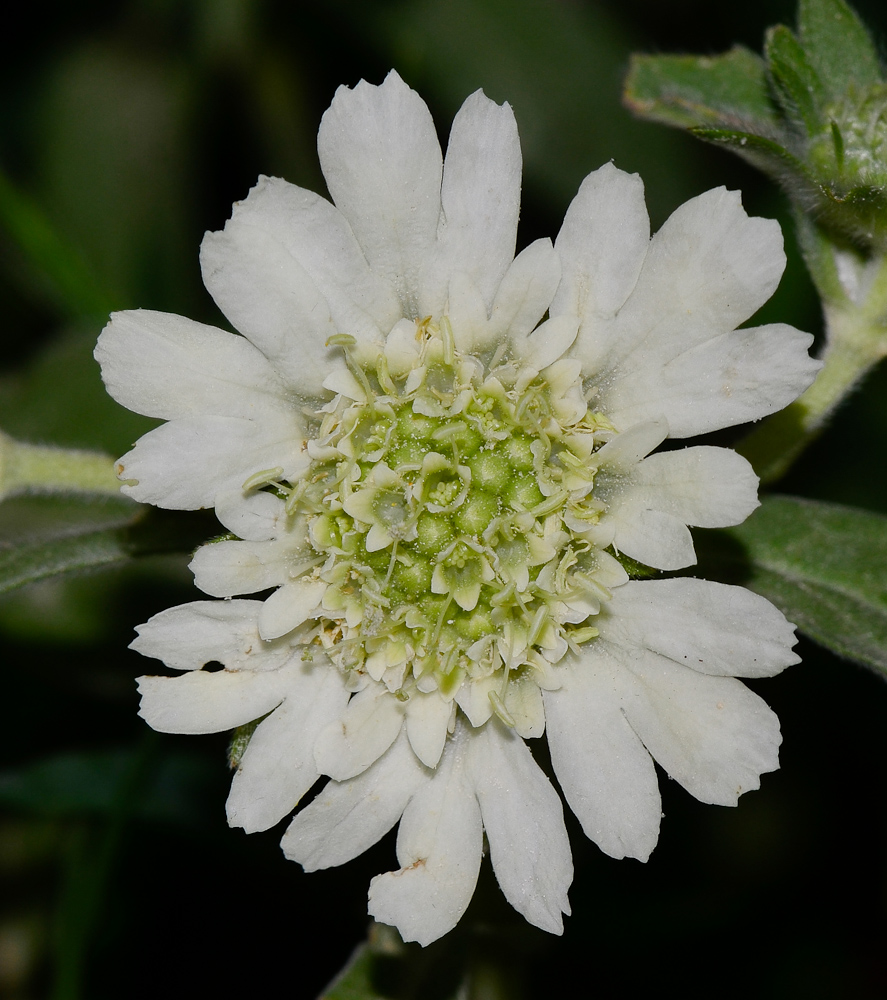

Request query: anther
[
  {"left": 328, "top": 333, "right": 374, "bottom": 399},
  {"left": 529, "top": 490, "right": 569, "bottom": 518},
  {"left": 488, "top": 690, "right": 516, "bottom": 727},
  {"left": 242, "top": 466, "right": 285, "bottom": 491}
]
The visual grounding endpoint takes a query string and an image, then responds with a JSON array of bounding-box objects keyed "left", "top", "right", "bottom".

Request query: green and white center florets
[{"left": 250, "top": 317, "right": 628, "bottom": 733}]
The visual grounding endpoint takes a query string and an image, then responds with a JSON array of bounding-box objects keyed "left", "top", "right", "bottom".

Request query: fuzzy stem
[
  {"left": 0, "top": 433, "right": 122, "bottom": 499},
  {"left": 738, "top": 253, "right": 887, "bottom": 484}
]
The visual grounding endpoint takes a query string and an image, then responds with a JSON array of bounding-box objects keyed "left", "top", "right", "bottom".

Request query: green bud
[
  {"left": 468, "top": 450, "right": 512, "bottom": 492},
  {"left": 392, "top": 558, "right": 432, "bottom": 596},
  {"left": 389, "top": 440, "right": 427, "bottom": 467},
  {"left": 503, "top": 433, "right": 535, "bottom": 471},
  {"left": 508, "top": 475, "right": 545, "bottom": 510},
  {"left": 397, "top": 408, "right": 438, "bottom": 442},
  {"left": 453, "top": 491, "right": 500, "bottom": 534},
  {"left": 456, "top": 608, "right": 495, "bottom": 641},
  {"left": 415, "top": 512, "right": 455, "bottom": 553}
]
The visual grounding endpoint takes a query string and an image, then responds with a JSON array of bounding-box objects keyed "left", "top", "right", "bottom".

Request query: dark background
[{"left": 1, "top": 2, "right": 886, "bottom": 997}]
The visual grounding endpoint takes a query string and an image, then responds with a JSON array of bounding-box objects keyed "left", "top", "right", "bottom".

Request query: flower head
[{"left": 96, "top": 71, "right": 820, "bottom": 946}]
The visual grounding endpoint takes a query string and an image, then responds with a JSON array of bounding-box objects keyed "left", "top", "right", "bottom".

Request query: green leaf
[
  {"left": 798, "top": 0, "right": 881, "bottom": 101},
  {"left": 689, "top": 127, "right": 811, "bottom": 185},
  {"left": 0, "top": 529, "right": 132, "bottom": 594},
  {"left": 764, "top": 25, "right": 824, "bottom": 135},
  {"left": 624, "top": 47, "right": 780, "bottom": 135},
  {"left": 715, "top": 496, "right": 887, "bottom": 675},
  {"left": 321, "top": 940, "right": 392, "bottom": 1000},
  {"left": 0, "top": 494, "right": 141, "bottom": 593},
  {"left": 0, "top": 494, "right": 212, "bottom": 594},
  {"left": 690, "top": 125, "right": 887, "bottom": 250}
]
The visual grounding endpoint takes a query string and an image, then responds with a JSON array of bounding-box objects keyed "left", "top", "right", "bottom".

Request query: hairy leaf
[
  {"left": 798, "top": 0, "right": 881, "bottom": 100},
  {"left": 0, "top": 495, "right": 140, "bottom": 593},
  {"left": 712, "top": 496, "right": 887, "bottom": 675},
  {"left": 0, "top": 494, "right": 212, "bottom": 593},
  {"left": 624, "top": 47, "right": 779, "bottom": 135},
  {"left": 764, "top": 24, "right": 824, "bottom": 135}
]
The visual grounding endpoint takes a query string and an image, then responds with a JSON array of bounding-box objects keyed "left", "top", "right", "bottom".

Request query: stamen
[
  {"left": 328, "top": 333, "right": 374, "bottom": 399},
  {"left": 488, "top": 690, "right": 516, "bottom": 727},
  {"left": 527, "top": 603, "right": 550, "bottom": 647},
  {"left": 242, "top": 466, "right": 285, "bottom": 491},
  {"left": 529, "top": 490, "right": 569, "bottom": 518},
  {"left": 284, "top": 479, "right": 309, "bottom": 515},
  {"left": 376, "top": 355, "right": 399, "bottom": 397}
]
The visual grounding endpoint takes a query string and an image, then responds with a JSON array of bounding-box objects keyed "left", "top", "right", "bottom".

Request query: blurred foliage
[{"left": 1, "top": 1, "right": 887, "bottom": 998}]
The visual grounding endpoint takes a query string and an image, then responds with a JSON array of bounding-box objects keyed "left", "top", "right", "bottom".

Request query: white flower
[{"left": 96, "top": 71, "right": 820, "bottom": 946}]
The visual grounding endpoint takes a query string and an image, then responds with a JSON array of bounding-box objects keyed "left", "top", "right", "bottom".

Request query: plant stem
[
  {"left": 738, "top": 252, "right": 887, "bottom": 484},
  {"left": 0, "top": 435, "right": 122, "bottom": 499}
]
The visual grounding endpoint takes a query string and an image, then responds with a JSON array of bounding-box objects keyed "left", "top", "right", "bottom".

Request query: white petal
[
  {"left": 544, "top": 650, "right": 661, "bottom": 861},
  {"left": 95, "top": 310, "right": 293, "bottom": 420},
  {"left": 226, "top": 664, "right": 350, "bottom": 833},
  {"left": 117, "top": 413, "right": 307, "bottom": 510},
  {"left": 517, "top": 314, "right": 579, "bottom": 372},
  {"left": 590, "top": 187, "right": 785, "bottom": 375},
  {"left": 190, "top": 539, "right": 290, "bottom": 596},
  {"left": 601, "top": 324, "right": 821, "bottom": 437},
  {"left": 130, "top": 599, "right": 290, "bottom": 672},
  {"left": 419, "top": 90, "right": 520, "bottom": 316},
  {"left": 405, "top": 690, "right": 452, "bottom": 768},
  {"left": 488, "top": 238, "right": 561, "bottom": 341},
  {"left": 368, "top": 721, "right": 482, "bottom": 946},
  {"left": 597, "top": 446, "right": 758, "bottom": 571},
  {"left": 468, "top": 721, "right": 572, "bottom": 934},
  {"left": 384, "top": 318, "right": 422, "bottom": 378},
  {"left": 281, "top": 729, "right": 428, "bottom": 870},
  {"left": 504, "top": 671, "right": 545, "bottom": 739},
  {"left": 614, "top": 643, "right": 782, "bottom": 805},
  {"left": 314, "top": 685, "right": 406, "bottom": 780},
  {"left": 199, "top": 225, "right": 339, "bottom": 397},
  {"left": 626, "top": 446, "right": 759, "bottom": 528},
  {"left": 552, "top": 163, "right": 649, "bottom": 349},
  {"left": 454, "top": 672, "right": 498, "bottom": 727},
  {"left": 137, "top": 668, "right": 288, "bottom": 734},
  {"left": 258, "top": 579, "right": 327, "bottom": 640},
  {"left": 446, "top": 271, "right": 492, "bottom": 354},
  {"left": 599, "top": 579, "right": 800, "bottom": 678},
  {"left": 600, "top": 503, "right": 696, "bottom": 571},
  {"left": 323, "top": 367, "right": 366, "bottom": 402},
  {"left": 594, "top": 419, "right": 668, "bottom": 472},
  {"left": 201, "top": 177, "right": 401, "bottom": 381},
  {"left": 214, "top": 489, "right": 287, "bottom": 540},
  {"left": 318, "top": 71, "right": 442, "bottom": 318}
]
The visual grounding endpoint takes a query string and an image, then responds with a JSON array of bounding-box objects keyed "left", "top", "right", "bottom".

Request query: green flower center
[{"left": 249, "top": 319, "right": 621, "bottom": 723}]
